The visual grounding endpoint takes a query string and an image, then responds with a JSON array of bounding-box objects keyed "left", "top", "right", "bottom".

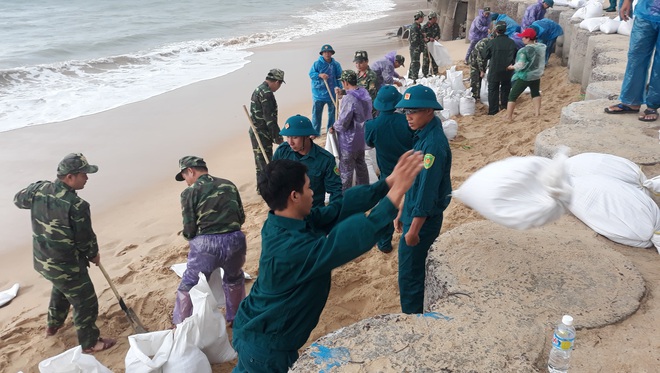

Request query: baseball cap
[
  {"left": 280, "top": 115, "right": 319, "bottom": 137},
  {"left": 175, "top": 156, "right": 207, "bottom": 181},
  {"left": 517, "top": 28, "right": 537, "bottom": 39},
  {"left": 353, "top": 50, "right": 369, "bottom": 62},
  {"left": 57, "top": 153, "right": 98, "bottom": 176},
  {"left": 395, "top": 85, "right": 443, "bottom": 110},
  {"left": 266, "top": 68, "right": 285, "bottom": 83},
  {"left": 495, "top": 21, "right": 507, "bottom": 32},
  {"left": 395, "top": 54, "right": 405, "bottom": 67},
  {"left": 340, "top": 70, "right": 358, "bottom": 85},
  {"left": 544, "top": 0, "right": 554, "bottom": 7},
  {"left": 483, "top": 7, "right": 491, "bottom": 12}
]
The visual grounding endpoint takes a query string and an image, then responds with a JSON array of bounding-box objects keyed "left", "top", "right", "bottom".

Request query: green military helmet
[
  {"left": 266, "top": 68, "right": 285, "bottom": 83},
  {"left": 57, "top": 153, "right": 98, "bottom": 176},
  {"left": 319, "top": 44, "right": 335, "bottom": 55},
  {"left": 414, "top": 11, "right": 425, "bottom": 20},
  {"left": 340, "top": 69, "right": 358, "bottom": 85},
  {"left": 280, "top": 115, "right": 319, "bottom": 137},
  {"left": 428, "top": 12, "right": 437, "bottom": 20},
  {"left": 175, "top": 155, "right": 207, "bottom": 181},
  {"left": 373, "top": 85, "right": 403, "bottom": 112},
  {"left": 395, "top": 85, "right": 443, "bottom": 110},
  {"left": 395, "top": 54, "right": 405, "bottom": 67}
]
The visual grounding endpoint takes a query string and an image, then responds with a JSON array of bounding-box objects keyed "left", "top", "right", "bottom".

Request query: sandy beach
[{"left": 1, "top": 0, "right": 659, "bottom": 371}]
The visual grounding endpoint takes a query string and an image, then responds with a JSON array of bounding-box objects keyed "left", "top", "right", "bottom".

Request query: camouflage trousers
[
  {"left": 470, "top": 63, "right": 482, "bottom": 98},
  {"left": 43, "top": 269, "right": 100, "bottom": 349},
  {"left": 408, "top": 46, "right": 424, "bottom": 81},
  {"left": 422, "top": 47, "right": 439, "bottom": 77},
  {"left": 249, "top": 128, "right": 273, "bottom": 183},
  {"left": 338, "top": 149, "right": 369, "bottom": 191}
]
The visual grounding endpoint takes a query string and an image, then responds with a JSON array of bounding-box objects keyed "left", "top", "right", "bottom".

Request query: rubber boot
[{"left": 604, "top": 0, "right": 616, "bottom": 12}]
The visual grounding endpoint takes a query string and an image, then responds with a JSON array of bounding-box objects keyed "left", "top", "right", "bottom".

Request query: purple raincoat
[
  {"left": 371, "top": 51, "right": 402, "bottom": 89},
  {"left": 333, "top": 87, "right": 372, "bottom": 152},
  {"left": 469, "top": 9, "right": 492, "bottom": 42},
  {"left": 521, "top": 0, "right": 547, "bottom": 30}
]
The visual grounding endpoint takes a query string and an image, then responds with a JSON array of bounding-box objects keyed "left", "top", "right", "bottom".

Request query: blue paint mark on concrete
[
  {"left": 309, "top": 343, "right": 352, "bottom": 372},
  {"left": 417, "top": 311, "right": 453, "bottom": 321}
]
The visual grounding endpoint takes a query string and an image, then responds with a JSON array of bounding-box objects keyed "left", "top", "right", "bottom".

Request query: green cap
[
  {"left": 483, "top": 7, "right": 491, "bottom": 12},
  {"left": 175, "top": 156, "right": 207, "bottom": 181},
  {"left": 544, "top": 0, "right": 554, "bottom": 7},
  {"left": 340, "top": 69, "right": 358, "bottom": 85},
  {"left": 266, "top": 68, "right": 285, "bottom": 83},
  {"left": 353, "top": 50, "right": 369, "bottom": 62},
  {"left": 414, "top": 11, "right": 425, "bottom": 20},
  {"left": 57, "top": 153, "right": 98, "bottom": 176},
  {"left": 280, "top": 115, "right": 319, "bottom": 137},
  {"left": 495, "top": 21, "right": 507, "bottom": 33},
  {"left": 319, "top": 44, "right": 335, "bottom": 55},
  {"left": 374, "top": 85, "right": 403, "bottom": 112},
  {"left": 395, "top": 85, "right": 443, "bottom": 110},
  {"left": 428, "top": 12, "right": 437, "bottom": 19}
]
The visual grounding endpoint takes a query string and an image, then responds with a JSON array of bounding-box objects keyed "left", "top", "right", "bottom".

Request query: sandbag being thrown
[{"left": 452, "top": 150, "right": 572, "bottom": 230}]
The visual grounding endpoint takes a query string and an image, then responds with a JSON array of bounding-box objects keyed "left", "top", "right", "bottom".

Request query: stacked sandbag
[{"left": 39, "top": 346, "right": 112, "bottom": 373}]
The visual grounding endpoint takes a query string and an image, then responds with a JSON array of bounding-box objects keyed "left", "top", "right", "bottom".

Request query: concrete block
[
  {"left": 569, "top": 27, "right": 600, "bottom": 84},
  {"left": 425, "top": 217, "right": 645, "bottom": 329},
  {"left": 535, "top": 99, "right": 660, "bottom": 164},
  {"left": 590, "top": 62, "right": 626, "bottom": 83},
  {"left": 581, "top": 34, "right": 630, "bottom": 91},
  {"left": 597, "top": 49, "right": 628, "bottom": 65},
  {"left": 559, "top": 9, "right": 579, "bottom": 66},
  {"left": 585, "top": 80, "right": 622, "bottom": 100},
  {"left": 545, "top": 6, "right": 570, "bottom": 23}
]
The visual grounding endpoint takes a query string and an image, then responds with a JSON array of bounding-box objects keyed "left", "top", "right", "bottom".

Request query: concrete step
[
  {"left": 582, "top": 33, "right": 629, "bottom": 91},
  {"left": 585, "top": 80, "right": 622, "bottom": 100}
]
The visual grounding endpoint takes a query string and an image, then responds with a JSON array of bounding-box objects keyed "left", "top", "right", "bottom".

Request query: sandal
[
  {"left": 82, "top": 337, "right": 116, "bottom": 353},
  {"left": 604, "top": 103, "right": 640, "bottom": 114},
  {"left": 45, "top": 325, "right": 61, "bottom": 337},
  {"left": 639, "top": 108, "right": 659, "bottom": 122}
]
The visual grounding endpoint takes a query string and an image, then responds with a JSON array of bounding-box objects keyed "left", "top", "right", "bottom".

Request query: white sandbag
[
  {"left": 580, "top": 17, "right": 610, "bottom": 32},
  {"left": 571, "top": 6, "right": 587, "bottom": 20},
  {"left": 480, "top": 77, "right": 489, "bottom": 106},
  {"left": 174, "top": 273, "right": 237, "bottom": 364},
  {"left": 428, "top": 41, "right": 453, "bottom": 68},
  {"left": 125, "top": 330, "right": 174, "bottom": 373},
  {"left": 565, "top": 152, "right": 647, "bottom": 189},
  {"left": 452, "top": 150, "right": 572, "bottom": 230},
  {"left": 555, "top": 0, "right": 571, "bottom": 5},
  {"left": 459, "top": 96, "right": 476, "bottom": 116},
  {"left": 643, "top": 175, "right": 660, "bottom": 195},
  {"left": 584, "top": 1, "right": 604, "bottom": 19},
  {"left": 618, "top": 18, "right": 634, "bottom": 35},
  {"left": 167, "top": 318, "right": 212, "bottom": 373},
  {"left": 568, "top": 0, "right": 587, "bottom": 8},
  {"left": 570, "top": 175, "right": 660, "bottom": 253},
  {"left": 442, "top": 119, "right": 458, "bottom": 140},
  {"left": 600, "top": 17, "right": 621, "bottom": 33},
  {"left": 445, "top": 66, "right": 466, "bottom": 92},
  {"left": 170, "top": 264, "right": 226, "bottom": 307},
  {"left": 325, "top": 131, "right": 339, "bottom": 158},
  {"left": 438, "top": 109, "right": 451, "bottom": 121},
  {"left": 442, "top": 95, "right": 460, "bottom": 117},
  {"left": 39, "top": 346, "right": 112, "bottom": 373},
  {"left": 0, "top": 283, "right": 19, "bottom": 307}
]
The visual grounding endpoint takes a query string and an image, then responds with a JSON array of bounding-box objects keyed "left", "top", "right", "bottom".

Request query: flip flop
[
  {"left": 604, "top": 103, "right": 640, "bottom": 114},
  {"left": 82, "top": 337, "right": 116, "bottom": 354},
  {"left": 639, "top": 108, "right": 658, "bottom": 122}
]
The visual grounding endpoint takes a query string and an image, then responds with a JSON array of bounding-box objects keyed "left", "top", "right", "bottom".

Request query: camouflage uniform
[
  {"left": 408, "top": 14, "right": 425, "bottom": 81},
  {"left": 469, "top": 37, "right": 490, "bottom": 98},
  {"left": 173, "top": 156, "right": 247, "bottom": 324},
  {"left": 13, "top": 153, "right": 101, "bottom": 349},
  {"left": 422, "top": 21, "right": 441, "bottom": 76},
  {"left": 357, "top": 68, "right": 378, "bottom": 102},
  {"left": 250, "top": 71, "right": 284, "bottom": 182}
]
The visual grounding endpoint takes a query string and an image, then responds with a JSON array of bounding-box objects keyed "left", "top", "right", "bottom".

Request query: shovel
[{"left": 98, "top": 263, "right": 147, "bottom": 334}]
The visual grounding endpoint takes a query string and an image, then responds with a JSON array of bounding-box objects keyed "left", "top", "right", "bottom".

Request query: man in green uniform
[
  {"left": 422, "top": 12, "right": 441, "bottom": 77},
  {"left": 173, "top": 156, "right": 246, "bottom": 326},
  {"left": 250, "top": 68, "right": 285, "bottom": 183},
  {"left": 395, "top": 85, "right": 452, "bottom": 314},
  {"left": 231, "top": 152, "right": 424, "bottom": 372},
  {"left": 272, "top": 114, "right": 342, "bottom": 208},
  {"left": 469, "top": 33, "right": 493, "bottom": 98},
  {"left": 408, "top": 11, "right": 426, "bottom": 83},
  {"left": 14, "top": 153, "right": 116, "bottom": 353},
  {"left": 353, "top": 50, "right": 378, "bottom": 102},
  {"left": 365, "top": 86, "right": 414, "bottom": 253}
]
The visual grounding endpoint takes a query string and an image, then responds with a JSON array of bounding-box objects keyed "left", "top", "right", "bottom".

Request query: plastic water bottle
[{"left": 547, "top": 315, "right": 576, "bottom": 373}]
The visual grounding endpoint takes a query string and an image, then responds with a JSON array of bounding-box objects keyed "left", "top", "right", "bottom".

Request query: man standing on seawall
[
  {"left": 231, "top": 152, "right": 425, "bottom": 373},
  {"left": 173, "top": 156, "right": 246, "bottom": 326},
  {"left": 309, "top": 44, "right": 343, "bottom": 135},
  {"left": 365, "top": 86, "right": 414, "bottom": 253},
  {"left": 250, "top": 68, "right": 285, "bottom": 183},
  {"left": 408, "top": 11, "right": 426, "bottom": 83},
  {"left": 14, "top": 153, "right": 116, "bottom": 353},
  {"left": 273, "top": 114, "right": 343, "bottom": 207},
  {"left": 604, "top": 0, "right": 659, "bottom": 122},
  {"left": 465, "top": 7, "right": 492, "bottom": 64},
  {"left": 422, "top": 12, "right": 441, "bottom": 77},
  {"left": 395, "top": 85, "right": 452, "bottom": 314},
  {"left": 482, "top": 21, "right": 517, "bottom": 115}
]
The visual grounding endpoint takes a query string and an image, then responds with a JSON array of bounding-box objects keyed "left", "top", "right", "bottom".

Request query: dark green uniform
[
  {"left": 250, "top": 82, "right": 283, "bottom": 181},
  {"left": 14, "top": 179, "right": 100, "bottom": 349},
  {"left": 180, "top": 174, "right": 245, "bottom": 240},
  {"left": 232, "top": 180, "right": 397, "bottom": 372},
  {"left": 272, "top": 142, "right": 342, "bottom": 208},
  {"left": 398, "top": 116, "right": 452, "bottom": 314},
  {"left": 422, "top": 22, "right": 441, "bottom": 76},
  {"left": 357, "top": 67, "right": 379, "bottom": 102},
  {"left": 408, "top": 22, "right": 424, "bottom": 81},
  {"left": 469, "top": 37, "right": 490, "bottom": 98}
]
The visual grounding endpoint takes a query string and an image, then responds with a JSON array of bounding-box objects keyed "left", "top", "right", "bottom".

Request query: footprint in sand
[{"left": 115, "top": 244, "right": 138, "bottom": 257}]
